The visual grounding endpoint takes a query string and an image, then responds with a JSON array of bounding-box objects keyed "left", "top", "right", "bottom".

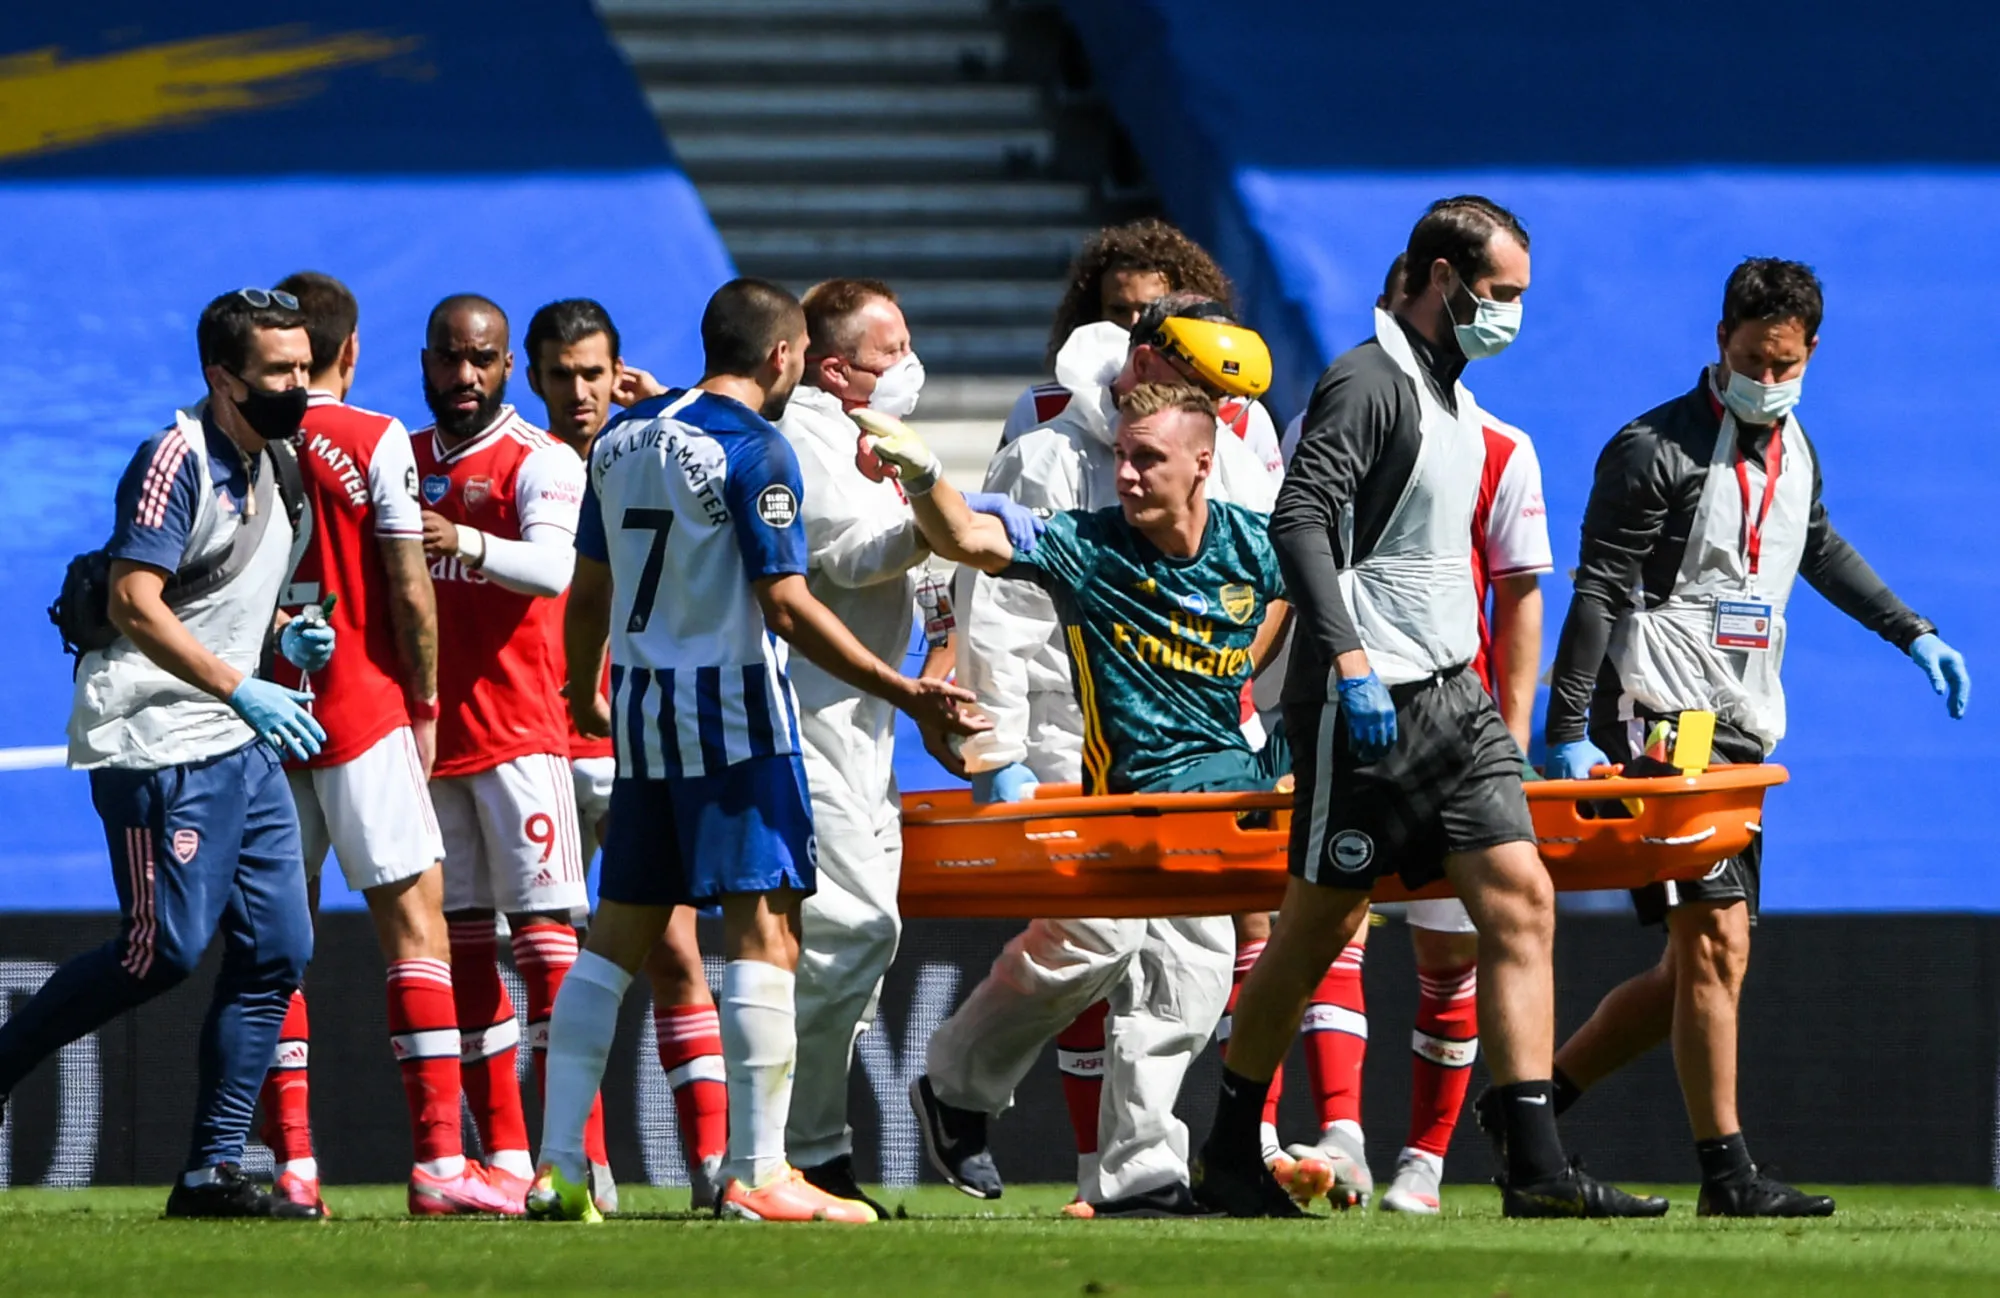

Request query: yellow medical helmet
[{"left": 1150, "top": 315, "right": 1273, "bottom": 400}]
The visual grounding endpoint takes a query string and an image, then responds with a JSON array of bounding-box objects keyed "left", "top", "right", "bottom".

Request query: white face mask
[
  {"left": 865, "top": 351, "right": 925, "bottom": 420},
  {"left": 1450, "top": 278, "right": 1522, "bottom": 360},
  {"left": 1719, "top": 365, "right": 1803, "bottom": 425}
]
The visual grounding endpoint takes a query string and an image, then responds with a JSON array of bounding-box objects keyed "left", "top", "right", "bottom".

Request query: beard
[
  {"left": 759, "top": 371, "right": 801, "bottom": 421},
  {"left": 424, "top": 372, "right": 507, "bottom": 440}
]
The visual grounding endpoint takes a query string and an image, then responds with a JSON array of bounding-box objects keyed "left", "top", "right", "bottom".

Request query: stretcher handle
[
  {"left": 902, "top": 765, "right": 1786, "bottom": 828},
  {"left": 1526, "top": 765, "right": 1787, "bottom": 800},
  {"left": 904, "top": 788, "right": 1292, "bottom": 828}
]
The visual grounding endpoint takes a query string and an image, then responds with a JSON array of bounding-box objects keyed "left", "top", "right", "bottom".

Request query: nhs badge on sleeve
[
  {"left": 1714, "top": 599, "right": 1774, "bottom": 651},
  {"left": 421, "top": 475, "right": 451, "bottom": 506}
]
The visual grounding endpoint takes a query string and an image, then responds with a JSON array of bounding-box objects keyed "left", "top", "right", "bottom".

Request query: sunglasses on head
[{"left": 235, "top": 287, "right": 300, "bottom": 310}]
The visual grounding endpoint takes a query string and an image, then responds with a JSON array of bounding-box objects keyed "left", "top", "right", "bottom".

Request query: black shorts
[
  {"left": 1595, "top": 716, "right": 1764, "bottom": 926},
  {"left": 1286, "top": 667, "right": 1534, "bottom": 893}
]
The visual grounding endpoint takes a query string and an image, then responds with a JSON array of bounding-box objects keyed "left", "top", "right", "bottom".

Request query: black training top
[
  {"left": 1543, "top": 371, "right": 1935, "bottom": 745},
  {"left": 1272, "top": 315, "right": 1467, "bottom": 705}
]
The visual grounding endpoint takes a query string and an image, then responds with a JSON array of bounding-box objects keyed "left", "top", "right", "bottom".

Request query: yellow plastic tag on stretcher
[
  {"left": 1671, "top": 710, "right": 1717, "bottom": 774},
  {"left": 1621, "top": 720, "right": 1674, "bottom": 815}
]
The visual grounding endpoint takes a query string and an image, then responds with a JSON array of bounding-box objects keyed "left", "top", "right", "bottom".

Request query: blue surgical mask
[
  {"left": 1719, "top": 366, "right": 1802, "bottom": 425},
  {"left": 1448, "top": 276, "right": 1521, "bottom": 360}
]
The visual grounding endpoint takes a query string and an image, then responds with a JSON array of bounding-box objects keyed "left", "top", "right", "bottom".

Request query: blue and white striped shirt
[{"left": 578, "top": 389, "right": 809, "bottom": 780}]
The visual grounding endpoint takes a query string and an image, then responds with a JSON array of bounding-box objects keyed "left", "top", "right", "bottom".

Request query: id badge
[
  {"left": 1714, "top": 599, "right": 1774, "bottom": 651},
  {"left": 915, "top": 569, "right": 955, "bottom": 648}
]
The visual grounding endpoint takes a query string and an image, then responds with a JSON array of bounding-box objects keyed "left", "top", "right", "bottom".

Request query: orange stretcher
[{"left": 897, "top": 766, "right": 1786, "bottom": 920}]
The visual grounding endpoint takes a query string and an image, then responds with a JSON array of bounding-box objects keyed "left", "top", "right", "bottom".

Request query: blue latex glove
[
  {"left": 970, "top": 762, "right": 1039, "bottom": 804},
  {"left": 1545, "top": 737, "right": 1610, "bottom": 781},
  {"left": 230, "top": 678, "right": 327, "bottom": 762},
  {"left": 963, "top": 492, "right": 1047, "bottom": 554},
  {"left": 1909, "top": 633, "right": 1971, "bottom": 719},
  {"left": 1335, "top": 672, "right": 1398, "bottom": 763},
  {"left": 279, "top": 619, "right": 337, "bottom": 672}
]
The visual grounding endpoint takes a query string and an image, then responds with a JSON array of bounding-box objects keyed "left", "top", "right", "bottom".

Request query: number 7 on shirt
[{"left": 623, "top": 507, "right": 675, "bottom": 633}]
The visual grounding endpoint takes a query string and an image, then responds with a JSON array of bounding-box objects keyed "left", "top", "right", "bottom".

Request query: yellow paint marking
[{"left": 0, "top": 26, "right": 418, "bottom": 162}]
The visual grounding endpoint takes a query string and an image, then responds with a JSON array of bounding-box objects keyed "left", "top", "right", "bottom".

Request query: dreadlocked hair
[{"left": 1045, "top": 219, "right": 1235, "bottom": 367}]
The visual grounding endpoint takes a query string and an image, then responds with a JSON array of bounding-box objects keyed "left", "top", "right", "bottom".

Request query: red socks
[
  {"left": 1055, "top": 1000, "right": 1110, "bottom": 1161},
  {"left": 1408, "top": 962, "right": 1479, "bottom": 1157},
  {"left": 511, "top": 923, "right": 607, "bottom": 1166},
  {"left": 448, "top": 919, "right": 529, "bottom": 1165},
  {"left": 258, "top": 989, "right": 314, "bottom": 1168},
  {"left": 1221, "top": 940, "right": 1284, "bottom": 1140},
  {"left": 1302, "top": 941, "right": 1368, "bottom": 1133},
  {"left": 654, "top": 1002, "right": 727, "bottom": 1169},
  {"left": 258, "top": 968, "right": 474, "bottom": 1175},
  {"left": 385, "top": 957, "right": 464, "bottom": 1166},
  {"left": 1062, "top": 937, "right": 1289, "bottom": 1168}
]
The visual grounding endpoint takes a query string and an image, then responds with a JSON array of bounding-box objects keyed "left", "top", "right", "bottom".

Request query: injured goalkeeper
[{"left": 855, "top": 383, "right": 1291, "bottom": 1217}]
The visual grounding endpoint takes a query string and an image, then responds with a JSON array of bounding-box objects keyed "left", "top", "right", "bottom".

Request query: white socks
[
  {"left": 719, "top": 960, "right": 798, "bottom": 1190},
  {"left": 538, "top": 950, "right": 631, "bottom": 1183},
  {"left": 1077, "top": 1152, "right": 1100, "bottom": 1202}
]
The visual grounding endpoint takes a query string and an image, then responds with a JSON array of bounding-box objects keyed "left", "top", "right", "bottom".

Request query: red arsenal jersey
[
  {"left": 1468, "top": 418, "right": 1554, "bottom": 692},
  {"left": 547, "top": 441, "right": 614, "bottom": 761},
  {"left": 411, "top": 406, "right": 584, "bottom": 778},
  {"left": 556, "top": 590, "right": 615, "bottom": 760},
  {"left": 274, "top": 392, "right": 424, "bottom": 767}
]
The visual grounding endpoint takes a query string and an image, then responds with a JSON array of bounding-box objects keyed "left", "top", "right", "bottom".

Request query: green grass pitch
[{"left": 2, "top": 1183, "right": 1996, "bottom": 1296}]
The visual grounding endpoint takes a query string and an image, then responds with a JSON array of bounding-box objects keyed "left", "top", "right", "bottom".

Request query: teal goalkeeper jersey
[{"left": 1004, "top": 501, "right": 1286, "bottom": 794}]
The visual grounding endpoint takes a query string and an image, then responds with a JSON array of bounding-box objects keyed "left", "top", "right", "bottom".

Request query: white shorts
[
  {"left": 432, "top": 752, "right": 589, "bottom": 914},
  {"left": 289, "top": 726, "right": 443, "bottom": 893},
  {"left": 1406, "top": 897, "right": 1477, "bottom": 934},
  {"left": 572, "top": 756, "right": 615, "bottom": 867}
]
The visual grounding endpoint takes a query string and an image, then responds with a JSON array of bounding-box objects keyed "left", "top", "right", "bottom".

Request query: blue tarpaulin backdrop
[
  {"left": 0, "top": 4, "right": 734, "bottom": 908},
  {"left": 1063, "top": 0, "right": 2000, "bottom": 912},
  {"left": 4, "top": 2, "right": 1994, "bottom": 914}
]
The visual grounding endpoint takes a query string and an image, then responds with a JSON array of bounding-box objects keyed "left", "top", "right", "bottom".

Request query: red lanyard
[{"left": 1733, "top": 427, "right": 1783, "bottom": 575}]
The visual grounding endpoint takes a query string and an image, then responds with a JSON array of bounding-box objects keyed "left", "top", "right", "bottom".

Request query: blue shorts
[{"left": 599, "top": 754, "right": 817, "bottom": 908}]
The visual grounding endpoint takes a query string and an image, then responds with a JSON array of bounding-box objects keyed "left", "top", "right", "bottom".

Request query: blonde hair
[{"left": 1117, "top": 382, "right": 1218, "bottom": 443}]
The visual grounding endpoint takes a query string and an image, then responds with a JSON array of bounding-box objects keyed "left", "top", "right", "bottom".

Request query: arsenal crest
[
  {"left": 462, "top": 476, "right": 493, "bottom": 510},
  {"left": 1220, "top": 583, "right": 1257, "bottom": 625},
  {"left": 171, "top": 828, "right": 200, "bottom": 863}
]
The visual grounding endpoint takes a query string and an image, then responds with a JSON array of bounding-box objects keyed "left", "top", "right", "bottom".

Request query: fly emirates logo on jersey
[
  {"left": 598, "top": 421, "right": 730, "bottom": 527},
  {"left": 430, "top": 555, "right": 489, "bottom": 585},
  {"left": 1110, "top": 599, "right": 1255, "bottom": 680}
]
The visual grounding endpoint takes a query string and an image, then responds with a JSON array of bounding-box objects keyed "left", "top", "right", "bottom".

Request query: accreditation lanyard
[{"left": 1733, "top": 426, "right": 1783, "bottom": 576}]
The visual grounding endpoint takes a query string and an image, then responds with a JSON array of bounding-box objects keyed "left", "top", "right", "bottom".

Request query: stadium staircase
[{"left": 594, "top": 0, "right": 1149, "bottom": 423}]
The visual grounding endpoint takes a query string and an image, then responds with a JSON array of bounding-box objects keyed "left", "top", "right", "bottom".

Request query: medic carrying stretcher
[{"left": 898, "top": 710, "right": 1780, "bottom": 919}]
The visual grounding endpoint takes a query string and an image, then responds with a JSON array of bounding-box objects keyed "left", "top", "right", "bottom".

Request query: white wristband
[{"left": 457, "top": 526, "right": 488, "bottom": 569}]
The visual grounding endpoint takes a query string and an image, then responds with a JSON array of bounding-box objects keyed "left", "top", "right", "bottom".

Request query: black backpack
[{"left": 50, "top": 438, "right": 306, "bottom": 658}]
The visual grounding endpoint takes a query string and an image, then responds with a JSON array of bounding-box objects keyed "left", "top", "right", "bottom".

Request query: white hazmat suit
[{"left": 777, "top": 381, "right": 930, "bottom": 1171}]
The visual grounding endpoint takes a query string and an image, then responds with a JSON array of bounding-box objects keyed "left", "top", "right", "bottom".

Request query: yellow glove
[{"left": 851, "top": 408, "right": 942, "bottom": 495}]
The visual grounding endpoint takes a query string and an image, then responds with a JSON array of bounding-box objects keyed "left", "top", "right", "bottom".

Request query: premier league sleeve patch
[{"left": 756, "top": 484, "right": 798, "bottom": 528}]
